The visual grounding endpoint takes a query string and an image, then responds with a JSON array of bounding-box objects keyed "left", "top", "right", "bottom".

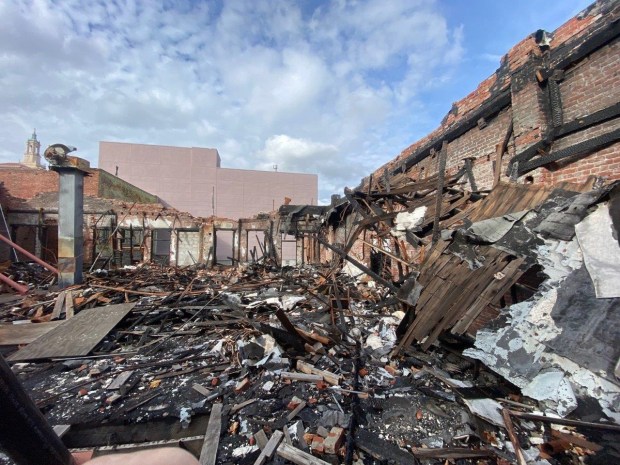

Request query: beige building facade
[{"left": 99, "top": 141, "right": 318, "bottom": 219}]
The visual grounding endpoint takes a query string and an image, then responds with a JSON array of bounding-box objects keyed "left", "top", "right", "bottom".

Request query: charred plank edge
[
  {"left": 276, "top": 442, "right": 331, "bottom": 465},
  {"left": 508, "top": 409, "right": 620, "bottom": 432},
  {"left": 502, "top": 408, "right": 528, "bottom": 465},
  {"left": 199, "top": 403, "right": 222, "bottom": 465}
]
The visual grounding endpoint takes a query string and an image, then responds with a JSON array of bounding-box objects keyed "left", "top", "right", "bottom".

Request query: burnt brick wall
[
  {"left": 560, "top": 36, "right": 620, "bottom": 122},
  {"left": 447, "top": 109, "right": 515, "bottom": 190},
  {"left": 545, "top": 35, "right": 620, "bottom": 185},
  {"left": 365, "top": 0, "right": 619, "bottom": 194},
  {"left": 340, "top": 1, "right": 620, "bottom": 274}
]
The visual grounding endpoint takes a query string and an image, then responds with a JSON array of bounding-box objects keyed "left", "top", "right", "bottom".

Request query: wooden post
[
  {"left": 0, "top": 355, "right": 75, "bottom": 465},
  {"left": 431, "top": 141, "right": 448, "bottom": 244}
]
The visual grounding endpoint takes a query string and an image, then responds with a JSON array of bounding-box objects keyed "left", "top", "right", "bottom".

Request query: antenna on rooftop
[{"left": 273, "top": 164, "right": 278, "bottom": 172}]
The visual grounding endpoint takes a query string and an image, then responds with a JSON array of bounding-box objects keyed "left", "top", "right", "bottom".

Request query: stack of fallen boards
[
  {"left": 396, "top": 241, "right": 525, "bottom": 351},
  {"left": 7, "top": 303, "right": 135, "bottom": 362}
]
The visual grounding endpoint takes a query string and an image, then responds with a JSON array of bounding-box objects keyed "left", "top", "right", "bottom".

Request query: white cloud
[
  {"left": 257, "top": 134, "right": 338, "bottom": 170},
  {"left": 0, "top": 0, "right": 465, "bottom": 202}
]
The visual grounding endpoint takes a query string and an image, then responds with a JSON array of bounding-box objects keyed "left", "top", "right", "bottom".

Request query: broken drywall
[
  {"left": 391, "top": 206, "right": 426, "bottom": 238},
  {"left": 575, "top": 203, "right": 620, "bottom": 298},
  {"left": 464, "top": 224, "right": 620, "bottom": 421}
]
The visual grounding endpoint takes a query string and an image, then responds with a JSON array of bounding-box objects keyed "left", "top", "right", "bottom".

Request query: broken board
[
  {"left": 0, "top": 322, "right": 63, "bottom": 346},
  {"left": 7, "top": 303, "right": 135, "bottom": 362}
]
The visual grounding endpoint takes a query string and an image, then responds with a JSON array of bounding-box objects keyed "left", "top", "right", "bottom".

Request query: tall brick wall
[
  {"left": 367, "top": 0, "right": 620, "bottom": 193},
  {"left": 0, "top": 167, "right": 100, "bottom": 204},
  {"left": 560, "top": 37, "right": 620, "bottom": 122},
  {"left": 0, "top": 168, "right": 60, "bottom": 202},
  {"left": 335, "top": 0, "right": 620, "bottom": 276}
]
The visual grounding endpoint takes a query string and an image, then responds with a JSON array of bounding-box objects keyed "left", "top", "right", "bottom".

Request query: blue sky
[{"left": 0, "top": 0, "right": 593, "bottom": 204}]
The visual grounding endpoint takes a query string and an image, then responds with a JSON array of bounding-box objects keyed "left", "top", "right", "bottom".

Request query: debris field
[{"left": 1, "top": 178, "right": 619, "bottom": 465}]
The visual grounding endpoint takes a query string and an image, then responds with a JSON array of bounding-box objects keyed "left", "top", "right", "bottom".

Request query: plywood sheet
[
  {"left": 7, "top": 303, "right": 135, "bottom": 362},
  {"left": 0, "top": 321, "right": 63, "bottom": 346}
]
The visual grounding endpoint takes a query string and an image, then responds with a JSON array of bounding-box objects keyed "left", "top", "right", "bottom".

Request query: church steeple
[{"left": 22, "top": 129, "right": 43, "bottom": 169}]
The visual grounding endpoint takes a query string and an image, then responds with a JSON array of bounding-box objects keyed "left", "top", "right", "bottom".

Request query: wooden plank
[
  {"left": 65, "top": 291, "right": 74, "bottom": 319},
  {"left": 494, "top": 144, "right": 505, "bottom": 188},
  {"left": 192, "top": 384, "right": 211, "bottom": 397},
  {"left": 423, "top": 255, "right": 504, "bottom": 348},
  {"left": 281, "top": 372, "right": 323, "bottom": 383},
  {"left": 287, "top": 400, "right": 307, "bottom": 421},
  {"left": 411, "top": 259, "right": 472, "bottom": 341},
  {"left": 254, "top": 430, "right": 283, "bottom": 465},
  {"left": 502, "top": 409, "right": 527, "bottom": 465},
  {"left": 199, "top": 403, "right": 222, "bottom": 465},
  {"left": 254, "top": 430, "right": 269, "bottom": 450},
  {"left": 0, "top": 321, "right": 63, "bottom": 346},
  {"left": 107, "top": 370, "right": 134, "bottom": 390},
  {"left": 296, "top": 360, "right": 340, "bottom": 385},
  {"left": 467, "top": 183, "right": 555, "bottom": 223},
  {"left": 90, "top": 437, "right": 203, "bottom": 456},
  {"left": 7, "top": 303, "right": 135, "bottom": 362},
  {"left": 437, "top": 249, "right": 504, "bottom": 329},
  {"left": 283, "top": 427, "right": 293, "bottom": 445},
  {"left": 295, "top": 329, "right": 330, "bottom": 345},
  {"left": 452, "top": 257, "right": 525, "bottom": 334},
  {"left": 400, "top": 246, "right": 522, "bottom": 351},
  {"left": 494, "top": 120, "right": 513, "bottom": 188},
  {"left": 412, "top": 447, "right": 495, "bottom": 459},
  {"left": 508, "top": 409, "right": 620, "bottom": 432},
  {"left": 276, "top": 442, "right": 331, "bottom": 465},
  {"left": 51, "top": 291, "right": 66, "bottom": 319},
  {"left": 231, "top": 398, "right": 257, "bottom": 414},
  {"left": 551, "top": 430, "right": 603, "bottom": 452},
  {"left": 428, "top": 248, "right": 523, "bottom": 341},
  {"left": 275, "top": 309, "right": 312, "bottom": 344}
]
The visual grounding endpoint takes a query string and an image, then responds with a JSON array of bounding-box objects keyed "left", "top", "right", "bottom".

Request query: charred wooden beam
[
  {"left": 317, "top": 236, "right": 398, "bottom": 292},
  {"left": 431, "top": 142, "right": 449, "bottom": 244},
  {"left": 518, "top": 127, "right": 620, "bottom": 175}
]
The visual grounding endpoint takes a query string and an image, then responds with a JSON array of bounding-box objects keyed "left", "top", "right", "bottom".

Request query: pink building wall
[{"left": 99, "top": 141, "right": 318, "bottom": 219}]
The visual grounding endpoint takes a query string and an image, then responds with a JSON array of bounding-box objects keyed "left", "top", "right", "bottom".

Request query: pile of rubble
[
  {"left": 1, "top": 244, "right": 619, "bottom": 465},
  {"left": 1, "top": 169, "right": 620, "bottom": 465}
]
